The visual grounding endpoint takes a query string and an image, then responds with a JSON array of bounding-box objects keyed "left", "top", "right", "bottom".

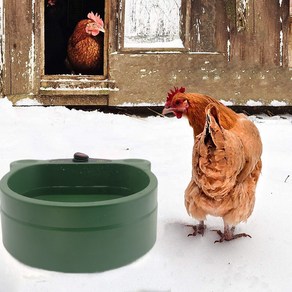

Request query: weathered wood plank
[
  {"left": 0, "top": 1, "right": 3, "bottom": 95},
  {"left": 281, "top": 0, "right": 290, "bottom": 67},
  {"left": 39, "top": 77, "right": 117, "bottom": 96},
  {"left": 40, "top": 95, "right": 108, "bottom": 106},
  {"left": 289, "top": 14, "right": 292, "bottom": 67},
  {"left": 214, "top": 0, "right": 228, "bottom": 55},
  {"left": 3, "top": 0, "right": 36, "bottom": 95},
  {"left": 229, "top": 0, "right": 288, "bottom": 68},
  {"left": 190, "top": 0, "right": 217, "bottom": 52},
  {"left": 254, "top": 0, "right": 281, "bottom": 66}
]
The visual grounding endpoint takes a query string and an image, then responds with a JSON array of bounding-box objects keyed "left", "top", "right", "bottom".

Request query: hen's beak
[
  {"left": 162, "top": 107, "right": 174, "bottom": 116},
  {"left": 99, "top": 27, "right": 105, "bottom": 33}
]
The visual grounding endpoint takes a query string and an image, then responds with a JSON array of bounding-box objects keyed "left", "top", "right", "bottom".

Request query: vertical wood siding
[{"left": 3, "top": 0, "right": 37, "bottom": 96}]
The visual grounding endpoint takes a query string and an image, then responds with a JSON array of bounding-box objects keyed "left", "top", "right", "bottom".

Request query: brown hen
[
  {"left": 67, "top": 12, "right": 104, "bottom": 75},
  {"left": 163, "top": 87, "right": 262, "bottom": 243}
]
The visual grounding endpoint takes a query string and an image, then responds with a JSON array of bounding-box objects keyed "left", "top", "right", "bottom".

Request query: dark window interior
[{"left": 44, "top": 0, "right": 105, "bottom": 75}]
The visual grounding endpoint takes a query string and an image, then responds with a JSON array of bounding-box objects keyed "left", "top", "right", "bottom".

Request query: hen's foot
[
  {"left": 187, "top": 221, "right": 206, "bottom": 237},
  {"left": 212, "top": 226, "right": 251, "bottom": 243}
]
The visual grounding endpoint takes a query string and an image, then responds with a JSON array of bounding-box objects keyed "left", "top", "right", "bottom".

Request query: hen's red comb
[
  {"left": 166, "top": 87, "right": 186, "bottom": 106},
  {"left": 87, "top": 11, "right": 104, "bottom": 27}
]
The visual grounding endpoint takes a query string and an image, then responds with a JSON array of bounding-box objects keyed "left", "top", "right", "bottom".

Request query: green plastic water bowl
[{"left": 0, "top": 153, "right": 158, "bottom": 273}]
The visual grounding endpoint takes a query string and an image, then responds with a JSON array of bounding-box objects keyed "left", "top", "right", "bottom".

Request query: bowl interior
[{"left": 7, "top": 163, "right": 150, "bottom": 203}]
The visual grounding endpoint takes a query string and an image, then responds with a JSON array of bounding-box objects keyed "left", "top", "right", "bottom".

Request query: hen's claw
[
  {"left": 212, "top": 227, "right": 252, "bottom": 243},
  {"left": 187, "top": 221, "right": 206, "bottom": 237}
]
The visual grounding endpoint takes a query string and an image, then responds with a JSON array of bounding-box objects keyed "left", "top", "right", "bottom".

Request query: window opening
[
  {"left": 44, "top": 0, "right": 105, "bottom": 75},
  {"left": 123, "top": 0, "right": 184, "bottom": 49}
]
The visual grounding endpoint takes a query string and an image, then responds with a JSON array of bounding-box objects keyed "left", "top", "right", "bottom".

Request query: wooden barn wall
[
  {"left": 108, "top": 0, "right": 291, "bottom": 106},
  {"left": 0, "top": 0, "right": 291, "bottom": 106}
]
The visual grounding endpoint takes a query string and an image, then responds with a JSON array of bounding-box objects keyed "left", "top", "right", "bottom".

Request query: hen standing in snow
[
  {"left": 67, "top": 12, "right": 105, "bottom": 75},
  {"left": 162, "top": 87, "right": 262, "bottom": 243}
]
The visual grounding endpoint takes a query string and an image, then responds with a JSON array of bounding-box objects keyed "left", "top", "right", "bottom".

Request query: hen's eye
[{"left": 175, "top": 100, "right": 181, "bottom": 105}]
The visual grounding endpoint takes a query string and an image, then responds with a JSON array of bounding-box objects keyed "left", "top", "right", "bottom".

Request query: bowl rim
[{"left": 0, "top": 159, "right": 158, "bottom": 208}]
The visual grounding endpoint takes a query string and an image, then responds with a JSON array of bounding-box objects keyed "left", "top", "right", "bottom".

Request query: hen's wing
[{"left": 193, "top": 104, "right": 246, "bottom": 200}]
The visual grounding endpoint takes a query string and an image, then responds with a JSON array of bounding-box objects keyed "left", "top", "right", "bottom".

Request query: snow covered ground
[{"left": 0, "top": 97, "right": 291, "bottom": 292}]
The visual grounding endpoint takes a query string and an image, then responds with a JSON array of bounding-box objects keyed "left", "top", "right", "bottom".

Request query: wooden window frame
[{"left": 38, "top": 0, "right": 115, "bottom": 101}]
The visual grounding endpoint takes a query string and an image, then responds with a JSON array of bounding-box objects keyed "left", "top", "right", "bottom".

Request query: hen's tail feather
[{"left": 204, "top": 104, "right": 225, "bottom": 149}]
